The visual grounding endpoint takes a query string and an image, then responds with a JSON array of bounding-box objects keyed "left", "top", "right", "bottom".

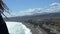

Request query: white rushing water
[{"left": 6, "top": 22, "right": 32, "bottom": 34}]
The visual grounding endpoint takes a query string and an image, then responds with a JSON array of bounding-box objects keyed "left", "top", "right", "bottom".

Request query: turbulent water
[{"left": 6, "top": 22, "right": 32, "bottom": 34}]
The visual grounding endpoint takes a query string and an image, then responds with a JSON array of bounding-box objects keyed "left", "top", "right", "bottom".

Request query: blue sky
[
  {"left": 3, "top": 0, "right": 60, "bottom": 17},
  {"left": 4, "top": 0, "right": 60, "bottom": 11}
]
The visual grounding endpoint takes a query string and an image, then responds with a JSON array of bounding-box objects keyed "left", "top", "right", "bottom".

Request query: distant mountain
[{"left": 4, "top": 12, "right": 60, "bottom": 22}]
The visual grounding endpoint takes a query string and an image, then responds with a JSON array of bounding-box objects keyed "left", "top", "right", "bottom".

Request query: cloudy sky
[{"left": 3, "top": 0, "right": 60, "bottom": 17}]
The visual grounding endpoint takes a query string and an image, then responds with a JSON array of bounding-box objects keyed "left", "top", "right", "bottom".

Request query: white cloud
[
  {"left": 4, "top": 2, "right": 60, "bottom": 17},
  {"left": 18, "top": 8, "right": 42, "bottom": 16},
  {"left": 3, "top": 9, "right": 36, "bottom": 17},
  {"left": 41, "top": 2, "right": 60, "bottom": 13},
  {"left": 48, "top": 2, "right": 60, "bottom": 13},
  {"left": 50, "top": 2, "right": 60, "bottom": 6}
]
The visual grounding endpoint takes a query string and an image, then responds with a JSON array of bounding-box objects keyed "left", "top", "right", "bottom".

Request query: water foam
[{"left": 6, "top": 22, "right": 32, "bottom": 34}]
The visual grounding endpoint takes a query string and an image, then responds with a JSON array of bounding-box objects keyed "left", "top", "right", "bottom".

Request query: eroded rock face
[
  {"left": 22, "top": 22, "right": 60, "bottom": 34},
  {"left": 22, "top": 22, "right": 48, "bottom": 34}
]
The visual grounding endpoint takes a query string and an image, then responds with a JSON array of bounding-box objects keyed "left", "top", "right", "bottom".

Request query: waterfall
[{"left": 6, "top": 22, "right": 32, "bottom": 34}]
